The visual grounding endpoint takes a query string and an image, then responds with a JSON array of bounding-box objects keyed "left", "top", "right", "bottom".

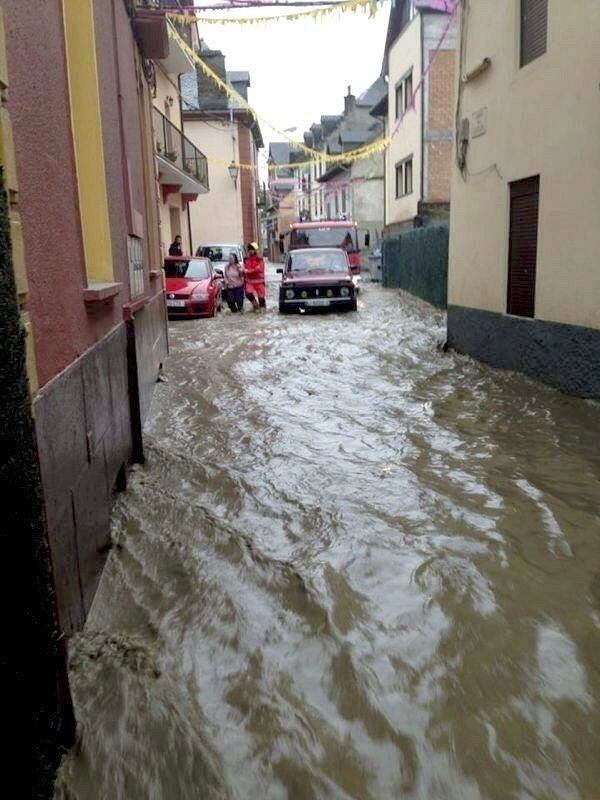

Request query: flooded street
[{"left": 56, "top": 273, "right": 600, "bottom": 800}]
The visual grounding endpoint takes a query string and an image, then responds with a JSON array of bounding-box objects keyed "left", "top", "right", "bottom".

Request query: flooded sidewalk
[{"left": 55, "top": 282, "right": 600, "bottom": 800}]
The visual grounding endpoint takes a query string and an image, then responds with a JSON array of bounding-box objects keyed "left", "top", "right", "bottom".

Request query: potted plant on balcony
[
  {"left": 156, "top": 141, "right": 163, "bottom": 154},
  {"left": 166, "top": 150, "right": 178, "bottom": 163}
]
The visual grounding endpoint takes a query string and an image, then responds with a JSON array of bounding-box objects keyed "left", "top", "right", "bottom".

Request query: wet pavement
[{"left": 55, "top": 270, "right": 600, "bottom": 800}]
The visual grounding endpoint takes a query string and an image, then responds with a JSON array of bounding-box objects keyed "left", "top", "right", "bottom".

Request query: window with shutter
[
  {"left": 507, "top": 176, "right": 540, "bottom": 318},
  {"left": 520, "top": 0, "right": 548, "bottom": 67},
  {"left": 395, "top": 162, "right": 403, "bottom": 198},
  {"left": 395, "top": 83, "right": 403, "bottom": 120},
  {"left": 404, "top": 158, "right": 413, "bottom": 195},
  {"left": 404, "top": 73, "right": 413, "bottom": 112}
]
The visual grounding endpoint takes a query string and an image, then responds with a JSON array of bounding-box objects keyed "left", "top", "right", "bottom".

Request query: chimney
[
  {"left": 196, "top": 47, "right": 229, "bottom": 111},
  {"left": 344, "top": 85, "right": 356, "bottom": 116}
]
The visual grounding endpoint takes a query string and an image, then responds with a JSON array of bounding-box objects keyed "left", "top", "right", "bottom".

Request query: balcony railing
[
  {"left": 153, "top": 107, "right": 209, "bottom": 189},
  {"left": 141, "top": 0, "right": 192, "bottom": 46}
]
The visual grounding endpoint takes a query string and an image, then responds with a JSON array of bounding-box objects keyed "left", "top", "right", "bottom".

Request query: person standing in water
[
  {"left": 224, "top": 253, "right": 245, "bottom": 313},
  {"left": 168, "top": 235, "right": 183, "bottom": 256},
  {"left": 244, "top": 242, "right": 266, "bottom": 311}
]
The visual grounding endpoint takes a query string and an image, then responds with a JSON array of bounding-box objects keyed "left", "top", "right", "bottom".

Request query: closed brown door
[{"left": 507, "top": 175, "right": 540, "bottom": 318}]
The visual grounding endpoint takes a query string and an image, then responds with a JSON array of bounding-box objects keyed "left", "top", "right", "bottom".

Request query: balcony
[
  {"left": 153, "top": 107, "right": 209, "bottom": 199},
  {"left": 140, "top": 0, "right": 194, "bottom": 74}
]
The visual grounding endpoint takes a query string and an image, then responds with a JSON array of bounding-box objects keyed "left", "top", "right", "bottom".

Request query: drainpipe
[
  {"left": 187, "top": 201, "right": 193, "bottom": 255},
  {"left": 383, "top": 134, "right": 387, "bottom": 231},
  {"left": 420, "top": 11, "right": 425, "bottom": 214}
]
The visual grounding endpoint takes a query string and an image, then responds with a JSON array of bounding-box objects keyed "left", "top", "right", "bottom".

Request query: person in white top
[{"left": 224, "top": 253, "right": 245, "bottom": 313}]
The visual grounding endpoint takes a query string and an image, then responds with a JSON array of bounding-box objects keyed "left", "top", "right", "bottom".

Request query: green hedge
[{"left": 382, "top": 223, "right": 448, "bottom": 308}]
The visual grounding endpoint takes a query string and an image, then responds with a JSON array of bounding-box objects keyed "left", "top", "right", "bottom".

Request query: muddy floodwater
[{"left": 55, "top": 276, "right": 600, "bottom": 800}]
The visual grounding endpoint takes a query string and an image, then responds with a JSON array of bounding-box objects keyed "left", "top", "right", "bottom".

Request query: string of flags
[
  {"left": 166, "top": 0, "right": 382, "bottom": 27},
  {"left": 164, "top": 1, "right": 458, "bottom": 172},
  {"left": 170, "top": 25, "right": 392, "bottom": 168}
]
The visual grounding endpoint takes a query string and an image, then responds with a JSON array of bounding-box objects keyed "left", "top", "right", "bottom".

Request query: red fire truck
[{"left": 280, "top": 220, "right": 369, "bottom": 276}]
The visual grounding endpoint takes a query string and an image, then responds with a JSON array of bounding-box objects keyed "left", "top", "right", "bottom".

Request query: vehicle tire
[
  {"left": 217, "top": 293, "right": 223, "bottom": 313},
  {"left": 279, "top": 301, "right": 289, "bottom": 314},
  {"left": 349, "top": 298, "right": 358, "bottom": 312},
  {"left": 211, "top": 299, "right": 217, "bottom": 317}
]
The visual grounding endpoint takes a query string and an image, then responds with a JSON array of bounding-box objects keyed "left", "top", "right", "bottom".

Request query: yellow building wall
[
  {"left": 62, "top": 0, "right": 113, "bottom": 285},
  {"left": 386, "top": 14, "right": 422, "bottom": 226},
  {"left": 154, "top": 69, "right": 182, "bottom": 132},
  {"left": 184, "top": 119, "right": 244, "bottom": 248},
  {"left": 448, "top": 0, "right": 600, "bottom": 329},
  {"left": 158, "top": 190, "right": 190, "bottom": 257},
  {"left": 154, "top": 69, "right": 192, "bottom": 257}
]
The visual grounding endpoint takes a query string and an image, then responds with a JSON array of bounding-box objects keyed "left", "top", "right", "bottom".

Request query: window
[
  {"left": 395, "top": 70, "right": 413, "bottom": 120},
  {"left": 395, "top": 156, "right": 413, "bottom": 198},
  {"left": 287, "top": 250, "right": 349, "bottom": 273},
  {"left": 128, "top": 235, "right": 144, "bottom": 297},
  {"left": 520, "top": 0, "right": 548, "bottom": 67},
  {"left": 395, "top": 83, "right": 403, "bottom": 121},
  {"left": 404, "top": 158, "right": 413, "bottom": 195},
  {"left": 342, "top": 189, "right": 347, "bottom": 214},
  {"left": 507, "top": 176, "right": 540, "bottom": 317},
  {"left": 164, "top": 258, "right": 211, "bottom": 280},
  {"left": 334, "top": 193, "right": 339, "bottom": 216},
  {"left": 404, "top": 73, "right": 413, "bottom": 111},
  {"left": 289, "top": 226, "right": 357, "bottom": 250}
]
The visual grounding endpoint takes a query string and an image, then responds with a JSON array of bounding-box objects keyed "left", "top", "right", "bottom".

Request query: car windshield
[
  {"left": 287, "top": 251, "right": 349, "bottom": 273},
  {"left": 164, "top": 259, "right": 210, "bottom": 280},
  {"left": 290, "top": 227, "right": 358, "bottom": 251},
  {"left": 197, "top": 246, "right": 239, "bottom": 262}
]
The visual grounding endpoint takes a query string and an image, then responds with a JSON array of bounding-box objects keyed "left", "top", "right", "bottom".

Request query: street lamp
[{"left": 228, "top": 161, "right": 239, "bottom": 188}]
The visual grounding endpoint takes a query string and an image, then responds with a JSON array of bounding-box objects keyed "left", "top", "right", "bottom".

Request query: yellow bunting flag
[
  {"left": 167, "top": 0, "right": 381, "bottom": 27},
  {"left": 169, "top": 25, "right": 391, "bottom": 172}
]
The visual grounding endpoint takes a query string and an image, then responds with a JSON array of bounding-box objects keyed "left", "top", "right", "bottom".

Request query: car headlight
[
  {"left": 285, "top": 288, "right": 295, "bottom": 299},
  {"left": 192, "top": 290, "right": 209, "bottom": 300},
  {"left": 340, "top": 286, "right": 350, "bottom": 297}
]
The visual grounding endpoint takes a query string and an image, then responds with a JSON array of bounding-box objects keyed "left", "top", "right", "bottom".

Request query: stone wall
[
  {"left": 34, "top": 324, "right": 132, "bottom": 635},
  {"left": 447, "top": 306, "right": 600, "bottom": 400}
]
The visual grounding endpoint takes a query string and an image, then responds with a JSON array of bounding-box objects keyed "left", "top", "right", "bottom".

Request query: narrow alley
[{"left": 55, "top": 279, "right": 600, "bottom": 800}]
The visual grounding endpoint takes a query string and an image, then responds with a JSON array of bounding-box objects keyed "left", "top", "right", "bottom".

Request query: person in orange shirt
[{"left": 244, "top": 242, "right": 266, "bottom": 311}]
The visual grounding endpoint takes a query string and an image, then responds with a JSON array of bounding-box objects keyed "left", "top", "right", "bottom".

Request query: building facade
[
  {"left": 150, "top": 3, "right": 209, "bottom": 255},
  {"left": 296, "top": 116, "right": 341, "bottom": 220},
  {"left": 181, "top": 44, "right": 263, "bottom": 251},
  {"left": 265, "top": 142, "right": 303, "bottom": 259},
  {"left": 2, "top": 4, "right": 172, "bottom": 781},
  {"left": 315, "top": 82, "right": 386, "bottom": 248},
  {"left": 379, "top": 0, "right": 457, "bottom": 233},
  {"left": 447, "top": 0, "right": 600, "bottom": 399}
]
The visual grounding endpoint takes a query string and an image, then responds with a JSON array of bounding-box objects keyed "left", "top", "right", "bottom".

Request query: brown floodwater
[{"left": 55, "top": 275, "right": 600, "bottom": 800}]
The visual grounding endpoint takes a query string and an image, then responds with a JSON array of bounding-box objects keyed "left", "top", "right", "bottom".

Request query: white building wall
[
  {"left": 184, "top": 119, "right": 244, "bottom": 249},
  {"left": 448, "top": 0, "right": 600, "bottom": 329},
  {"left": 386, "top": 13, "right": 422, "bottom": 226},
  {"left": 351, "top": 150, "right": 384, "bottom": 247}
]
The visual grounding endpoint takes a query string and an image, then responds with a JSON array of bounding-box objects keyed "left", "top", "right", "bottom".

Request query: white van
[{"left": 196, "top": 244, "right": 245, "bottom": 274}]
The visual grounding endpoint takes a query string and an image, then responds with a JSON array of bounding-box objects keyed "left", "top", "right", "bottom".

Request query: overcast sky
[{"left": 193, "top": 1, "right": 390, "bottom": 166}]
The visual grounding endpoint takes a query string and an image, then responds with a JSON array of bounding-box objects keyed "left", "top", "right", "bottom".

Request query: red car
[{"left": 164, "top": 256, "right": 223, "bottom": 318}]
